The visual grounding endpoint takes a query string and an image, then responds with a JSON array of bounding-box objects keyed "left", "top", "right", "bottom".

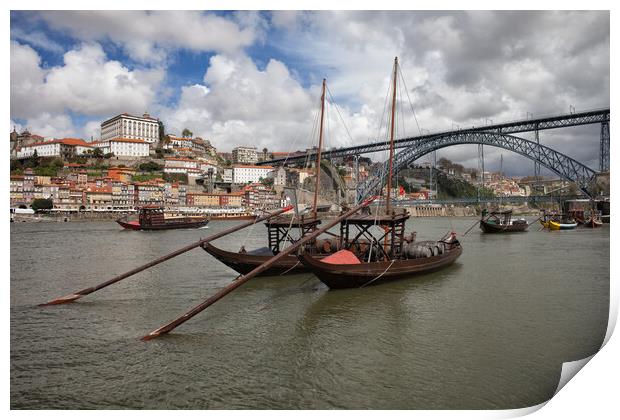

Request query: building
[
  {"left": 163, "top": 158, "right": 202, "bottom": 177},
  {"left": 134, "top": 183, "right": 165, "bottom": 206},
  {"left": 16, "top": 138, "right": 94, "bottom": 159},
  {"left": 10, "top": 128, "right": 44, "bottom": 157},
  {"left": 10, "top": 175, "right": 24, "bottom": 206},
  {"left": 232, "top": 146, "right": 258, "bottom": 164},
  {"left": 91, "top": 138, "right": 150, "bottom": 157},
  {"left": 111, "top": 181, "right": 135, "bottom": 210},
  {"left": 100, "top": 113, "right": 160, "bottom": 146},
  {"left": 186, "top": 192, "right": 245, "bottom": 208},
  {"left": 232, "top": 165, "right": 274, "bottom": 184},
  {"left": 270, "top": 167, "right": 286, "bottom": 186},
  {"left": 222, "top": 168, "right": 233, "bottom": 183},
  {"left": 84, "top": 186, "right": 113, "bottom": 211}
]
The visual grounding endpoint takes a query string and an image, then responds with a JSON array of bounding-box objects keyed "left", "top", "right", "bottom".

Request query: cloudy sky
[{"left": 10, "top": 10, "right": 609, "bottom": 175}]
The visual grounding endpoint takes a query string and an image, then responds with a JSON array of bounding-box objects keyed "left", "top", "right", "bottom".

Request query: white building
[
  {"left": 100, "top": 113, "right": 160, "bottom": 146},
  {"left": 232, "top": 165, "right": 274, "bottom": 184},
  {"left": 16, "top": 138, "right": 94, "bottom": 159},
  {"left": 222, "top": 168, "right": 233, "bottom": 183},
  {"left": 163, "top": 158, "right": 202, "bottom": 176},
  {"left": 232, "top": 146, "right": 258, "bottom": 164},
  {"left": 92, "top": 138, "right": 150, "bottom": 157}
]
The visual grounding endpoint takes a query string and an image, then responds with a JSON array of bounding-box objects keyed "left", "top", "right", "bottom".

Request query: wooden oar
[
  {"left": 141, "top": 197, "right": 377, "bottom": 341},
  {"left": 527, "top": 217, "right": 542, "bottom": 227},
  {"left": 462, "top": 217, "right": 484, "bottom": 236},
  {"left": 39, "top": 205, "right": 294, "bottom": 306}
]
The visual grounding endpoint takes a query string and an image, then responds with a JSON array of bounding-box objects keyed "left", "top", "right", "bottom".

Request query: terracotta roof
[{"left": 22, "top": 138, "right": 92, "bottom": 147}]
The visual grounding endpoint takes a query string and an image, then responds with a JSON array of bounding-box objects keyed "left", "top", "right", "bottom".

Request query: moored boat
[
  {"left": 116, "top": 205, "right": 209, "bottom": 230},
  {"left": 583, "top": 217, "right": 603, "bottom": 228},
  {"left": 201, "top": 214, "right": 337, "bottom": 276},
  {"left": 539, "top": 211, "right": 577, "bottom": 230},
  {"left": 479, "top": 209, "right": 528, "bottom": 233},
  {"left": 299, "top": 57, "right": 463, "bottom": 289},
  {"left": 299, "top": 213, "right": 462, "bottom": 289}
]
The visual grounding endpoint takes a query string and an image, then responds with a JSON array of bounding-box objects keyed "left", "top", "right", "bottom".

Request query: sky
[{"left": 9, "top": 10, "right": 610, "bottom": 176}]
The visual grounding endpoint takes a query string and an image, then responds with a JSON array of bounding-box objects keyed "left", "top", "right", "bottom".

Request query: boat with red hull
[{"left": 116, "top": 206, "right": 209, "bottom": 230}]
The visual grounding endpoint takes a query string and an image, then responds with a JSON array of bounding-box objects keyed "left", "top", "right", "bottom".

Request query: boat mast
[
  {"left": 386, "top": 57, "right": 398, "bottom": 214},
  {"left": 313, "top": 78, "right": 327, "bottom": 219}
]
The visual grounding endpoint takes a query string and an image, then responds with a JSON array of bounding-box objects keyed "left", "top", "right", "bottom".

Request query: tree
[
  {"left": 93, "top": 147, "right": 104, "bottom": 159},
  {"left": 139, "top": 161, "right": 163, "bottom": 172},
  {"left": 158, "top": 120, "right": 166, "bottom": 142},
  {"left": 31, "top": 198, "right": 53, "bottom": 212},
  {"left": 182, "top": 128, "right": 193, "bottom": 138}
]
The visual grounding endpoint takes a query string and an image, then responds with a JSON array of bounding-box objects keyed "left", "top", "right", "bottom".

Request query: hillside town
[{"left": 10, "top": 111, "right": 569, "bottom": 218}]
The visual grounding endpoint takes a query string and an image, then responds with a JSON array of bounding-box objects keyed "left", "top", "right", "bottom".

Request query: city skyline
[{"left": 10, "top": 10, "right": 610, "bottom": 175}]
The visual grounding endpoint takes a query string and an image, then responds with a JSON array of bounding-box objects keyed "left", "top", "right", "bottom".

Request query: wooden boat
[
  {"left": 116, "top": 205, "right": 209, "bottom": 230},
  {"left": 583, "top": 217, "right": 603, "bottom": 228},
  {"left": 201, "top": 214, "right": 337, "bottom": 276},
  {"left": 479, "top": 209, "right": 528, "bottom": 233},
  {"left": 299, "top": 58, "right": 463, "bottom": 289},
  {"left": 299, "top": 212, "right": 462, "bottom": 289}
]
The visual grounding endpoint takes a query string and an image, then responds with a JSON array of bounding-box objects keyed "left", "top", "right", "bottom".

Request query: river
[{"left": 10, "top": 217, "right": 609, "bottom": 409}]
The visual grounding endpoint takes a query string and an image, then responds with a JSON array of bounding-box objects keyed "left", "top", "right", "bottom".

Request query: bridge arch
[{"left": 357, "top": 131, "right": 598, "bottom": 201}]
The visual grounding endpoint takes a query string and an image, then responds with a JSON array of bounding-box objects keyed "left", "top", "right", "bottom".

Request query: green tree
[
  {"left": 139, "top": 161, "right": 163, "bottom": 172},
  {"left": 31, "top": 198, "right": 53, "bottom": 212},
  {"left": 182, "top": 128, "right": 193, "bottom": 138},
  {"left": 158, "top": 120, "right": 166, "bottom": 142},
  {"left": 93, "top": 147, "right": 104, "bottom": 159}
]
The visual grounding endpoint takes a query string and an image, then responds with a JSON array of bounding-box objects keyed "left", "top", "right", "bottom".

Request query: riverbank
[{"left": 10, "top": 203, "right": 545, "bottom": 223}]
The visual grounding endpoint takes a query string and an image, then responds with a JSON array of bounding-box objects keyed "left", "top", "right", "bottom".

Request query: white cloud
[
  {"left": 11, "top": 41, "right": 164, "bottom": 120},
  {"left": 31, "top": 11, "right": 261, "bottom": 64},
  {"left": 23, "top": 113, "right": 76, "bottom": 138}
]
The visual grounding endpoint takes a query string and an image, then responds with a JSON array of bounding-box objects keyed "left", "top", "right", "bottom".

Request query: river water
[{"left": 10, "top": 217, "right": 609, "bottom": 409}]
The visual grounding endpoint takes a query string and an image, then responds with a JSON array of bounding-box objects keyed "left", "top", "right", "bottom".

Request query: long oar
[
  {"left": 462, "top": 217, "right": 485, "bottom": 236},
  {"left": 39, "top": 205, "right": 294, "bottom": 306},
  {"left": 141, "top": 197, "right": 376, "bottom": 341}
]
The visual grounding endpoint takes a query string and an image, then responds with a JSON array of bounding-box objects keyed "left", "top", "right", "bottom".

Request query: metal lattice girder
[
  {"left": 600, "top": 122, "right": 610, "bottom": 172},
  {"left": 357, "top": 131, "right": 599, "bottom": 202},
  {"left": 260, "top": 108, "right": 610, "bottom": 166}
]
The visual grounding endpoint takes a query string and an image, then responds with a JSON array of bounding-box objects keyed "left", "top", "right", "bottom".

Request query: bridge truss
[
  {"left": 356, "top": 132, "right": 599, "bottom": 202},
  {"left": 260, "top": 108, "right": 610, "bottom": 166}
]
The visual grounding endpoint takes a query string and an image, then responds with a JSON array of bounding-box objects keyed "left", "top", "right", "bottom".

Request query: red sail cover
[{"left": 321, "top": 250, "right": 362, "bottom": 265}]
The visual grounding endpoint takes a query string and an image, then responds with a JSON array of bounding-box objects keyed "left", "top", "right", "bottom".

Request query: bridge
[
  {"left": 258, "top": 108, "right": 610, "bottom": 200},
  {"left": 378, "top": 195, "right": 589, "bottom": 206}
]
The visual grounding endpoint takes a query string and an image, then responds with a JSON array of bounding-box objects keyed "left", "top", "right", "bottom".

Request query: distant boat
[
  {"left": 116, "top": 205, "right": 209, "bottom": 230},
  {"left": 583, "top": 215, "right": 603, "bottom": 228},
  {"left": 479, "top": 209, "right": 528, "bottom": 233},
  {"left": 540, "top": 211, "right": 577, "bottom": 230}
]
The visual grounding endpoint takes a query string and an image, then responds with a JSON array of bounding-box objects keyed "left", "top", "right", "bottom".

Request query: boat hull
[
  {"left": 202, "top": 242, "right": 309, "bottom": 276},
  {"left": 583, "top": 218, "right": 603, "bottom": 228},
  {"left": 546, "top": 220, "right": 578, "bottom": 230},
  {"left": 479, "top": 220, "right": 528, "bottom": 233},
  {"left": 299, "top": 245, "right": 463, "bottom": 289},
  {"left": 116, "top": 219, "right": 209, "bottom": 231}
]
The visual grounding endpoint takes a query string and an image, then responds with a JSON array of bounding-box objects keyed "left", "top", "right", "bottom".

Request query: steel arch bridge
[{"left": 356, "top": 131, "right": 599, "bottom": 202}]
